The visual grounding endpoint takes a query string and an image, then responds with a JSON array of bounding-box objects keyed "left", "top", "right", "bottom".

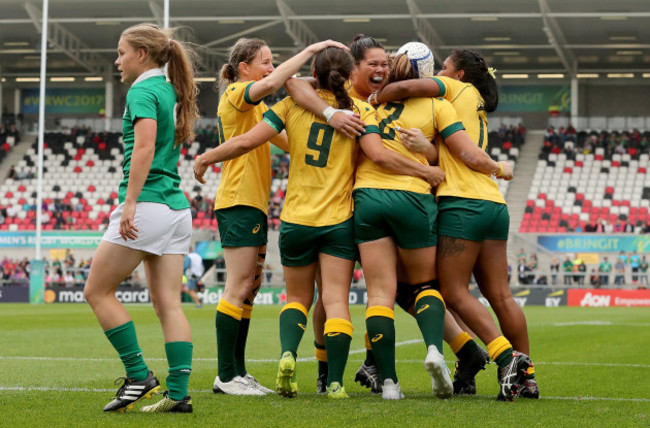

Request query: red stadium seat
[
  {"left": 594, "top": 154, "right": 604, "bottom": 160},
  {"left": 611, "top": 161, "right": 620, "bottom": 167},
  {"left": 87, "top": 185, "right": 96, "bottom": 192},
  {"left": 74, "top": 166, "right": 82, "bottom": 173}
]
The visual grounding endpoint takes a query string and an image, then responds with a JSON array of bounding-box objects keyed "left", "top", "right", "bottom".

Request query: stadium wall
[{"left": 8, "top": 285, "right": 648, "bottom": 307}]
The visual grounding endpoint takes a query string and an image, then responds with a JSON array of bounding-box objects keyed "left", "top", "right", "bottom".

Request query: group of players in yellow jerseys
[{"left": 193, "top": 34, "right": 539, "bottom": 401}]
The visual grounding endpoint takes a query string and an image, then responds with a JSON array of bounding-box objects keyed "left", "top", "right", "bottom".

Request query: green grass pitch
[{"left": 1, "top": 304, "right": 648, "bottom": 427}]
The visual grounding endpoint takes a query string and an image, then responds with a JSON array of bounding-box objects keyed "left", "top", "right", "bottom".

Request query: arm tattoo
[{"left": 438, "top": 235, "right": 465, "bottom": 258}]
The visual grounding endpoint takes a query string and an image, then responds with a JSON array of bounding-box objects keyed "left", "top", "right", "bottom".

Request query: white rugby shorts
[{"left": 103, "top": 202, "right": 192, "bottom": 256}]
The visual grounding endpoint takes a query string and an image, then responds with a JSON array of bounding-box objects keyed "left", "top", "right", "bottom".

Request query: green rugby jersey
[{"left": 119, "top": 68, "right": 189, "bottom": 210}]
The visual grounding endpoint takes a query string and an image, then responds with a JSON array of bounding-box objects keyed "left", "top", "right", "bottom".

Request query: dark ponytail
[
  {"left": 448, "top": 49, "right": 499, "bottom": 113},
  {"left": 349, "top": 34, "right": 385, "bottom": 64},
  {"left": 312, "top": 47, "right": 354, "bottom": 110}
]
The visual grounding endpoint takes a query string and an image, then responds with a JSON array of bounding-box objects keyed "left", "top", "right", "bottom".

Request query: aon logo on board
[{"left": 580, "top": 293, "right": 611, "bottom": 307}]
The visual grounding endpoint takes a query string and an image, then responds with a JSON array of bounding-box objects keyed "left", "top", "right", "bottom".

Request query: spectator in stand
[
  {"left": 63, "top": 271, "right": 75, "bottom": 287},
  {"left": 630, "top": 128, "right": 641, "bottom": 146},
  {"left": 518, "top": 260, "right": 530, "bottom": 285},
  {"left": 641, "top": 220, "right": 650, "bottom": 234},
  {"left": 614, "top": 258, "right": 626, "bottom": 286},
  {"left": 617, "top": 250, "right": 629, "bottom": 276},
  {"left": 571, "top": 256, "right": 586, "bottom": 286},
  {"left": 613, "top": 219, "right": 624, "bottom": 233},
  {"left": 629, "top": 250, "right": 641, "bottom": 286},
  {"left": 8, "top": 124, "right": 20, "bottom": 143},
  {"left": 0, "top": 124, "right": 6, "bottom": 143},
  {"left": 584, "top": 220, "right": 597, "bottom": 232},
  {"left": 622, "top": 221, "right": 634, "bottom": 233},
  {"left": 516, "top": 247, "right": 527, "bottom": 264},
  {"left": 639, "top": 256, "right": 649, "bottom": 289},
  {"left": 639, "top": 136, "right": 649, "bottom": 154},
  {"left": 190, "top": 190, "right": 204, "bottom": 219},
  {"left": 549, "top": 258, "right": 559, "bottom": 285},
  {"left": 599, "top": 257, "right": 612, "bottom": 286},
  {"left": 6, "top": 165, "right": 17, "bottom": 179},
  {"left": 527, "top": 253, "right": 538, "bottom": 284},
  {"left": 589, "top": 269, "right": 601, "bottom": 288}
]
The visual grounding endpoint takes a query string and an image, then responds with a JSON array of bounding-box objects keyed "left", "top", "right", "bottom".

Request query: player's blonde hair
[
  {"left": 385, "top": 53, "right": 418, "bottom": 85},
  {"left": 120, "top": 23, "right": 200, "bottom": 146}
]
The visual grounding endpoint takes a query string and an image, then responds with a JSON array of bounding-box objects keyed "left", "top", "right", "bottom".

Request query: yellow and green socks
[
  {"left": 365, "top": 306, "right": 396, "bottom": 382},
  {"left": 363, "top": 332, "right": 377, "bottom": 366},
  {"left": 104, "top": 320, "right": 149, "bottom": 381},
  {"left": 279, "top": 302, "right": 309, "bottom": 358},
  {"left": 324, "top": 318, "right": 354, "bottom": 386},
  {"left": 450, "top": 331, "right": 482, "bottom": 362},
  {"left": 414, "top": 288, "right": 446, "bottom": 353},
  {"left": 525, "top": 363, "right": 536, "bottom": 380},
  {"left": 216, "top": 298, "right": 243, "bottom": 383},
  {"left": 487, "top": 336, "right": 514, "bottom": 369},
  {"left": 235, "top": 303, "right": 253, "bottom": 377},
  {"left": 315, "top": 341, "right": 328, "bottom": 377},
  {"left": 165, "top": 341, "right": 193, "bottom": 401}
]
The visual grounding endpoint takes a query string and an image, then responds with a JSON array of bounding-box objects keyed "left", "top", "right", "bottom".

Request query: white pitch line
[
  {"left": 553, "top": 321, "right": 650, "bottom": 327},
  {"left": 0, "top": 386, "right": 648, "bottom": 403}
]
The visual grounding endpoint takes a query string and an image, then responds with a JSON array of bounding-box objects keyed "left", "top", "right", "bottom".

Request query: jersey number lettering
[
  {"left": 305, "top": 123, "right": 334, "bottom": 168},
  {"left": 378, "top": 102, "right": 405, "bottom": 139}
]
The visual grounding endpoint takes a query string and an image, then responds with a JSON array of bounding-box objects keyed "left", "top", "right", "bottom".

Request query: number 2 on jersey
[
  {"left": 305, "top": 123, "right": 334, "bottom": 168},
  {"left": 378, "top": 102, "right": 405, "bottom": 139}
]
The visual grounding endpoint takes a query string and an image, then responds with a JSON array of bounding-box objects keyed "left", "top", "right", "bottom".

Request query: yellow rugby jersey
[
  {"left": 263, "top": 90, "right": 380, "bottom": 227},
  {"left": 354, "top": 97, "right": 464, "bottom": 194},
  {"left": 430, "top": 76, "right": 505, "bottom": 204},
  {"left": 214, "top": 80, "right": 272, "bottom": 214},
  {"left": 346, "top": 80, "right": 365, "bottom": 102}
]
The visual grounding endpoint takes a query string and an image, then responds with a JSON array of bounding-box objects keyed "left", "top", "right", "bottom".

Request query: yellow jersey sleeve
[
  {"left": 431, "top": 78, "right": 504, "bottom": 204},
  {"left": 431, "top": 76, "right": 489, "bottom": 150},
  {"left": 214, "top": 81, "right": 272, "bottom": 213}
]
